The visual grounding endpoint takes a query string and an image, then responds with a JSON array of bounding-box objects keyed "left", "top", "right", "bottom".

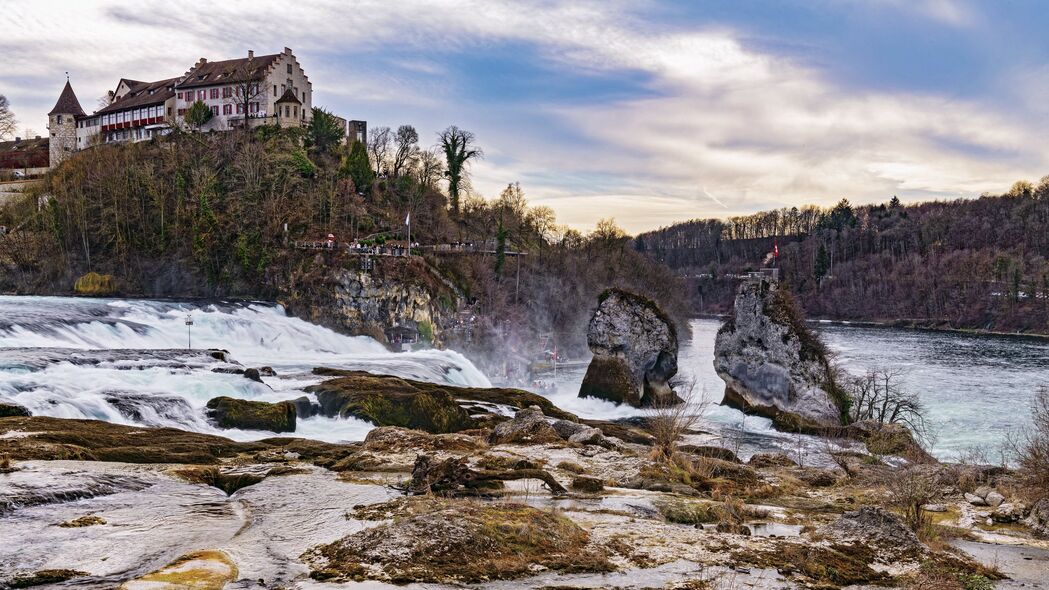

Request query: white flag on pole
[{"left": 405, "top": 213, "right": 410, "bottom": 225}]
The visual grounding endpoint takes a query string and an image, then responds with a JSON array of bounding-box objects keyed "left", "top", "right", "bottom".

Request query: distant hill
[{"left": 635, "top": 184, "right": 1049, "bottom": 334}]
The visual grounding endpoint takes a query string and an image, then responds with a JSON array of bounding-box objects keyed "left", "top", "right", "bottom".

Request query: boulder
[
  {"left": 488, "top": 406, "right": 562, "bottom": 445},
  {"left": 714, "top": 278, "right": 843, "bottom": 428},
  {"left": 578, "top": 289, "right": 681, "bottom": 407},
  {"left": 73, "top": 272, "right": 118, "bottom": 296},
  {"left": 571, "top": 476, "right": 605, "bottom": 493},
  {"left": 964, "top": 492, "right": 987, "bottom": 506},
  {"left": 1025, "top": 499, "right": 1049, "bottom": 538},
  {"left": 747, "top": 452, "right": 799, "bottom": 469},
  {"left": 205, "top": 397, "right": 296, "bottom": 433},
  {"left": 0, "top": 402, "right": 31, "bottom": 418},
  {"left": 985, "top": 491, "right": 1005, "bottom": 508},
  {"left": 243, "top": 368, "right": 263, "bottom": 383},
  {"left": 819, "top": 506, "right": 923, "bottom": 555},
  {"left": 552, "top": 419, "right": 590, "bottom": 439},
  {"left": 993, "top": 502, "right": 1025, "bottom": 523}
]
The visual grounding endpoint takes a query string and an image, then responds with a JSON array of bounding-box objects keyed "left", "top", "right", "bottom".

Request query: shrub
[{"left": 1015, "top": 387, "right": 1049, "bottom": 498}]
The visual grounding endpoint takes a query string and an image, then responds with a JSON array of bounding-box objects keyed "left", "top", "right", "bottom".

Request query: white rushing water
[{"left": 0, "top": 296, "right": 489, "bottom": 442}]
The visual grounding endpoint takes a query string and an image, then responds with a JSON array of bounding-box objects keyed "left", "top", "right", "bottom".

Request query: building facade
[{"left": 47, "top": 47, "right": 338, "bottom": 167}]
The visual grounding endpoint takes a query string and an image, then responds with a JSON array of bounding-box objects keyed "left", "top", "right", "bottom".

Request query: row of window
[
  {"left": 177, "top": 84, "right": 261, "bottom": 102},
  {"left": 90, "top": 105, "right": 166, "bottom": 127},
  {"left": 175, "top": 102, "right": 261, "bottom": 117}
]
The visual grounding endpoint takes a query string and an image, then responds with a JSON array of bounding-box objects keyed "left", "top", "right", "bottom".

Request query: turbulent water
[
  {"left": 2, "top": 296, "right": 1046, "bottom": 460},
  {"left": 0, "top": 296, "right": 489, "bottom": 442}
]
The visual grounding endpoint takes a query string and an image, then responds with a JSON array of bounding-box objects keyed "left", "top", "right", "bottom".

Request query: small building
[
  {"left": 384, "top": 325, "right": 420, "bottom": 352},
  {"left": 0, "top": 137, "right": 49, "bottom": 177},
  {"left": 347, "top": 120, "right": 367, "bottom": 145},
  {"left": 48, "top": 80, "right": 86, "bottom": 168}
]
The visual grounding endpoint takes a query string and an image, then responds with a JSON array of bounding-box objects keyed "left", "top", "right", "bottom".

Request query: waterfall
[{"left": 0, "top": 296, "right": 490, "bottom": 442}]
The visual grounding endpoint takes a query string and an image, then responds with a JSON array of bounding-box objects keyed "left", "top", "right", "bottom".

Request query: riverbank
[{"left": 2, "top": 411, "right": 1046, "bottom": 589}]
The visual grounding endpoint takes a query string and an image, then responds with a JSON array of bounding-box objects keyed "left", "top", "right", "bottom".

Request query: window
[
  {"left": 211, "top": 105, "right": 219, "bottom": 116},
  {"left": 273, "top": 85, "right": 277, "bottom": 96},
  {"left": 251, "top": 102, "right": 259, "bottom": 113},
  {"left": 197, "top": 90, "right": 205, "bottom": 101},
  {"left": 57, "top": 115, "right": 63, "bottom": 124},
  {"left": 178, "top": 108, "right": 185, "bottom": 116},
  {"left": 287, "top": 63, "right": 292, "bottom": 74},
  {"left": 210, "top": 88, "right": 219, "bottom": 99},
  {"left": 236, "top": 104, "right": 244, "bottom": 114},
  {"left": 284, "top": 106, "right": 290, "bottom": 117},
  {"left": 223, "top": 87, "right": 232, "bottom": 98},
  {"left": 223, "top": 104, "right": 232, "bottom": 115}
]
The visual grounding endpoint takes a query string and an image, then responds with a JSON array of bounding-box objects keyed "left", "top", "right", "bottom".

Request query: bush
[
  {"left": 73, "top": 272, "right": 117, "bottom": 295},
  {"left": 1015, "top": 387, "right": 1049, "bottom": 498}
]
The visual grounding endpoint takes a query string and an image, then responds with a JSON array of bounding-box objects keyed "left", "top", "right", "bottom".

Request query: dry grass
[
  {"left": 885, "top": 467, "right": 941, "bottom": 541},
  {"left": 1013, "top": 387, "right": 1049, "bottom": 500},
  {"left": 647, "top": 378, "right": 708, "bottom": 461}
]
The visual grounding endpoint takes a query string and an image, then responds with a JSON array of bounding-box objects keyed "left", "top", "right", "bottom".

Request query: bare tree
[
  {"left": 97, "top": 91, "right": 114, "bottom": 111},
  {"left": 221, "top": 54, "right": 268, "bottom": 134},
  {"left": 391, "top": 124, "right": 419, "bottom": 178},
  {"left": 886, "top": 467, "right": 940, "bottom": 539},
  {"left": 0, "top": 95, "right": 16, "bottom": 140},
  {"left": 367, "top": 126, "right": 392, "bottom": 177},
  {"left": 413, "top": 148, "right": 443, "bottom": 190},
  {"left": 1013, "top": 386, "right": 1049, "bottom": 496},
  {"left": 647, "top": 377, "right": 707, "bottom": 461},
  {"left": 847, "top": 368, "right": 927, "bottom": 439}
]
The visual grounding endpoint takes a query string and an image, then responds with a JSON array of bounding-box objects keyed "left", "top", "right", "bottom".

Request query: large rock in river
[
  {"left": 714, "top": 278, "right": 843, "bottom": 428},
  {"left": 578, "top": 289, "right": 680, "bottom": 407},
  {"left": 205, "top": 396, "right": 297, "bottom": 433}
]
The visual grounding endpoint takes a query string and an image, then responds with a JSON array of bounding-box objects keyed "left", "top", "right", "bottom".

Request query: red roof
[
  {"left": 0, "top": 137, "right": 49, "bottom": 169},
  {"left": 48, "top": 81, "right": 85, "bottom": 117}
]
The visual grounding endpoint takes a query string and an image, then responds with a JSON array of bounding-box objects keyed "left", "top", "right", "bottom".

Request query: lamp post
[{"left": 185, "top": 317, "right": 194, "bottom": 349}]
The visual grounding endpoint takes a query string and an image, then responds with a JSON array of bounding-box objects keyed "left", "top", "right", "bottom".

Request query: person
[{"left": 326, "top": 233, "right": 335, "bottom": 249}]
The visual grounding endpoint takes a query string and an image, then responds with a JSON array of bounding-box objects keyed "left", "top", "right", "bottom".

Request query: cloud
[{"left": 2, "top": 0, "right": 1044, "bottom": 234}]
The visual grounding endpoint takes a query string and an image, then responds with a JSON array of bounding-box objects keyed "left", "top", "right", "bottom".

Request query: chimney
[
  {"left": 34, "top": 135, "right": 40, "bottom": 140},
  {"left": 284, "top": 47, "right": 292, "bottom": 55},
  {"left": 248, "top": 50, "right": 254, "bottom": 59},
  {"left": 14, "top": 137, "right": 20, "bottom": 142}
]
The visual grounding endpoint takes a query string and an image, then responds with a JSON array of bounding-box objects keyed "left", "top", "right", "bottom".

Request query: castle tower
[{"left": 48, "top": 79, "right": 85, "bottom": 168}]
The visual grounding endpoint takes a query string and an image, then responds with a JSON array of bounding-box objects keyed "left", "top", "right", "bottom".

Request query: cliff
[{"left": 714, "top": 278, "right": 846, "bottom": 428}]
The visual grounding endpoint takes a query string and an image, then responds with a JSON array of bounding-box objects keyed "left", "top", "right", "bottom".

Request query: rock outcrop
[
  {"left": 714, "top": 278, "right": 843, "bottom": 428},
  {"left": 205, "top": 397, "right": 297, "bottom": 433},
  {"left": 279, "top": 256, "right": 458, "bottom": 346},
  {"left": 0, "top": 401, "right": 31, "bottom": 418},
  {"left": 578, "top": 289, "right": 680, "bottom": 407}
]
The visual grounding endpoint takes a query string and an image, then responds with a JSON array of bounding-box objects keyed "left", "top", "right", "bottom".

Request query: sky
[{"left": 3, "top": 0, "right": 1049, "bottom": 234}]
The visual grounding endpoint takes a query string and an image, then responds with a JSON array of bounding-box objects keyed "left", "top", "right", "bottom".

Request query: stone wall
[{"left": 48, "top": 114, "right": 77, "bottom": 168}]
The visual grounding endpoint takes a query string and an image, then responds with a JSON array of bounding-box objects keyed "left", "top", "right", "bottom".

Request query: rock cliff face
[
  {"left": 279, "top": 255, "right": 456, "bottom": 346},
  {"left": 714, "top": 278, "right": 843, "bottom": 428},
  {"left": 578, "top": 289, "right": 680, "bottom": 407}
]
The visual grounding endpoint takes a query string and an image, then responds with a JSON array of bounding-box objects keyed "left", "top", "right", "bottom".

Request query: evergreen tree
[
  {"left": 185, "top": 100, "right": 213, "bottom": 131},
  {"left": 814, "top": 242, "right": 830, "bottom": 285},
  {"left": 306, "top": 107, "right": 344, "bottom": 155},
  {"left": 341, "top": 141, "right": 374, "bottom": 194}
]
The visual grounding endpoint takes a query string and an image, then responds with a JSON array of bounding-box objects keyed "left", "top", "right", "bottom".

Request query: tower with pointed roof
[{"left": 48, "top": 79, "right": 85, "bottom": 168}]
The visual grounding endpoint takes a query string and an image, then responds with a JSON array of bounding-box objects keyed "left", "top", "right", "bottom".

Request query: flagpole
[{"left": 406, "top": 212, "right": 411, "bottom": 257}]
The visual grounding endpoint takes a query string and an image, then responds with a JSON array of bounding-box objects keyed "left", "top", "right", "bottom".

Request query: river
[{"left": 1, "top": 297, "right": 1046, "bottom": 460}]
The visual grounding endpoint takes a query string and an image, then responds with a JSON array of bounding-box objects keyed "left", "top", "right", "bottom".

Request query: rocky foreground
[{"left": 2, "top": 385, "right": 1048, "bottom": 590}]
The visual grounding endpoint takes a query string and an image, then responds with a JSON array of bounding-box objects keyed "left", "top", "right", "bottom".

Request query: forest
[
  {"left": 0, "top": 113, "right": 686, "bottom": 359},
  {"left": 635, "top": 185, "right": 1049, "bottom": 333}
]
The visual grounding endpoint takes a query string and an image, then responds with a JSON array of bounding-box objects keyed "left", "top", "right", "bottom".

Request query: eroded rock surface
[
  {"left": 714, "top": 278, "right": 843, "bottom": 428},
  {"left": 578, "top": 289, "right": 680, "bottom": 407}
]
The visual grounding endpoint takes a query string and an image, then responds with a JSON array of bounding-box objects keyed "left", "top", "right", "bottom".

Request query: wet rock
[
  {"left": 985, "top": 491, "right": 1005, "bottom": 508},
  {"left": 291, "top": 396, "right": 320, "bottom": 419},
  {"left": 361, "top": 426, "right": 484, "bottom": 454},
  {"left": 578, "top": 289, "right": 680, "bottom": 407},
  {"left": 258, "top": 366, "right": 276, "bottom": 377},
  {"left": 0, "top": 402, "right": 31, "bottom": 418},
  {"left": 714, "top": 278, "right": 843, "bottom": 428},
  {"left": 243, "top": 367, "right": 263, "bottom": 383},
  {"left": 205, "top": 396, "right": 296, "bottom": 433},
  {"left": 571, "top": 476, "right": 605, "bottom": 493},
  {"left": 175, "top": 466, "right": 266, "bottom": 496},
  {"left": 304, "top": 497, "right": 611, "bottom": 584},
  {"left": 308, "top": 370, "right": 577, "bottom": 433},
  {"left": 6, "top": 569, "right": 88, "bottom": 588},
  {"left": 488, "top": 406, "right": 561, "bottom": 445},
  {"left": 1025, "top": 499, "right": 1049, "bottom": 538},
  {"left": 747, "top": 452, "right": 799, "bottom": 468},
  {"left": 120, "top": 550, "right": 236, "bottom": 590},
  {"left": 820, "top": 506, "right": 923, "bottom": 555},
  {"left": 993, "top": 502, "right": 1026, "bottom": 523},
  {"left": 57, "top": 515, "right": 106, "bottom": 528}
]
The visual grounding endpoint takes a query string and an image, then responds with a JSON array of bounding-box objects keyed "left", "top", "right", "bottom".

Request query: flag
[
  {"left": 773, "top": 240, "right": 779, "bottom": 258},
  {"left": 405, "top": 213, "right": 410, "bottom": 225}
]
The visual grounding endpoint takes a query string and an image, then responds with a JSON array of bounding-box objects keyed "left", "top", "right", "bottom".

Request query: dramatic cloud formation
[{"left": 2, "top": 0, "right": 1046, "bottom": 233}]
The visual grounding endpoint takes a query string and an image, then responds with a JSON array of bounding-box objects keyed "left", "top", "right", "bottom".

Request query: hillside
[
  {"left": 636, "top": 186, "right": 1049, "bottom": 334},
  {"left": 0, "top": 126, "right": 688, "bottom": 368}
]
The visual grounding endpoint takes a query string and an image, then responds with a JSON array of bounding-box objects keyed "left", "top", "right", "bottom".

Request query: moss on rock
[
  {"left": 73, "top": 272, "right": 118, "bottom": 296},
  {"left": 304, "top": 497, "right": 612, "bottom": 583},
  {"left": 307, "top": 369, "right": 578, "bottom": 433},
  {"left": 205, "top": 396, "right": 296, "bottom": 433}
]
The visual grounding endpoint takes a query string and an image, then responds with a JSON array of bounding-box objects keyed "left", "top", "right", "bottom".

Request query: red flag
[{"left": 774, "top": 241, "right": 779, "bottom": 258}]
